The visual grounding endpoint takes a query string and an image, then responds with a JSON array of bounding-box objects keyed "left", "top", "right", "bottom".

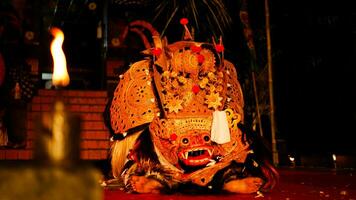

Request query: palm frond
[
  {"left": 112, "top": 0, "right": 151, "bottom": 7},
  {"left": 189, "top": 0, "right": 200, "bottom": 33},
  {"left": 202, "top": 0, "right": 225, "bottom": 37},
  {"left": 152, "top": 1, "right": 168, "bottom": 22},
  {"left": 151, "top": 0, "right": 232, "bottom": 40},
  {"left": 160, "top": 6, "right": 179, "bottom": 38}
]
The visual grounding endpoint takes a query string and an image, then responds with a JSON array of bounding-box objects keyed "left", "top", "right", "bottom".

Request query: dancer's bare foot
[
  {"left": 223, "top": 177, "right": 263, "bottom": 194},
  {"left": 130, "top": 175, "right": 163, "bottom": 194}
]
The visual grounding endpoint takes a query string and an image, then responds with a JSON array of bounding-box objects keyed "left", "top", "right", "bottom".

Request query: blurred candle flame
[
  {"left": 51, "top": 101, "right": 66, "bottom": 162},
  {"left": 50, "top": 27, "right": 70, "bottom": 87}
]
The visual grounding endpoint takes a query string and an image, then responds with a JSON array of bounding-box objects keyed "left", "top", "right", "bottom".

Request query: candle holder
[{"left": 34, "top": 96, "right": 80, "bottom": 167}]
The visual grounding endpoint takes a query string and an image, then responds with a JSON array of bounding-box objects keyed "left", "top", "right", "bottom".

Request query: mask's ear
[{"left": 110, "top": 60, "right": 159, "bottom": 136}]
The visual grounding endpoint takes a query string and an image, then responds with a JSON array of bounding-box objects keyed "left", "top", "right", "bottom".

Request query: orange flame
[{"left": 50, "top": 27, "right": 70, "bottom": 87}]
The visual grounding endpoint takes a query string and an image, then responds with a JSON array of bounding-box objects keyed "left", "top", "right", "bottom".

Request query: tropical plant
[{"left": 112, "top": 0, "right": 232, "bottom": 41}]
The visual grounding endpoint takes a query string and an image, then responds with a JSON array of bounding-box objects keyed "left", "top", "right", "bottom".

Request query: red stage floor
[{"left": 104, "top": 168, "right": 356, "bottom": 200}]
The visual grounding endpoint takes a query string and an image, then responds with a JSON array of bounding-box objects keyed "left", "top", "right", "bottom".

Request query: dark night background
[
  {"left": 1, "top": 0, "right": 355, "bottom": 166},
  {"left": 223, "top": 0, "right": 356, "bottom": 164},
  {"left": 269, "top": 0, "right": 355, "bottom": 157}
]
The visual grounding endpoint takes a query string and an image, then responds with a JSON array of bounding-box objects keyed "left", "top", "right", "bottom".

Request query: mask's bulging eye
[
  {"left": 182, "top": 138, "right": 189, "bottom": 144},
  {"left": 203, "top": 135, "right": 210, "bottom": 142}
]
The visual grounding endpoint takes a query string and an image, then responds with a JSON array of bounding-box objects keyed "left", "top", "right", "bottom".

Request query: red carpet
[{"left": 104, "top": 168, "right": 356, "bottom": 200}]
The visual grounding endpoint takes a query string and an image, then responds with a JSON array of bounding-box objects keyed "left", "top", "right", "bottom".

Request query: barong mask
[{"left": 110, "top": 36, "right": 251, "bottom": 186}]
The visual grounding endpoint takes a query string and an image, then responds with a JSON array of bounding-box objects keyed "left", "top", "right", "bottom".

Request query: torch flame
[{"left": 50, "top": 27, "right": 70, "bottom": 87}]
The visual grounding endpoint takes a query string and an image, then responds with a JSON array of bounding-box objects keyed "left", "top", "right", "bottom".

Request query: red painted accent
[
  {"left": 152, "top": 48, "right": 162, "bottom": 56},
  {"left": 170, "top": 133, "right": 178, "bottom": 141},
  {"left": 192, "top": 84, "right": 200, "bottom": 94},
  {"left": 191, "top": 45, "right": 202, "bottom": 53},
  {"left": 215, "top": 44, "right": 224, "bottom": 53},
  {"left": 180, "top": 18, "right": 189, "bottom": 25},
  {"left": 197, "top": 54, "right": 205, "bottom": 64}
]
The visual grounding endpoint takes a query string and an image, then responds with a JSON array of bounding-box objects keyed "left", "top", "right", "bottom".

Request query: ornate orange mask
[{"left": 110, "top": 36, "right": 251, "bottom": 186}]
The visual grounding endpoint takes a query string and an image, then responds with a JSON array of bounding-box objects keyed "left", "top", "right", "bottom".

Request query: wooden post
[{"left": 265, "top": 0, "right": 279, "bottom": 166}]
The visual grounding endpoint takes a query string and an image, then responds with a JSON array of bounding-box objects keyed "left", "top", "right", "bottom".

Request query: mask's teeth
[
  {"left": 184, "top": 152, "right": 189, "bottom": 159},
  {"left": 207, "top": 149, "right": 212, "bottom": 156}
]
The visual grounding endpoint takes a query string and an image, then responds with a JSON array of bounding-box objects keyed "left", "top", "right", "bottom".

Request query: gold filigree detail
[
  {"left": 205, "top": 92, "right": 223, "bottom": 109},
  {"left": 178, "top": 76, "right": 187, "bottom": 84},
  {"left": 199, "top": 78, "right": 209, "bottom": 89},
  {"left": 200, "top": 49, "right": 216, "bottom": 72},
  {"left": 225, "top": 108, "right": 242, "bottom": 130},
  {"left": 182, "top": 91, "right": 193, "bottom": 106},
  {"left": 162, "top": 71, "right": 170, "bottom": 78},
  {"left": 165, "top": 96, "right": 184, "bottom": 113},
  {"left": 216, "top": 85, "right": 223, "bottom": 92},
  {"left": 209, "top": 85, "right": 216, "bottom": 93},
  {"left": 208, "top": 72, "right": 217, "bottom": 81},
  {"left": 171, "top": 71, "right": 178, "bottom": 78},
  {"left": 172, "top": 118, "right": 212, "bottom": 134}
]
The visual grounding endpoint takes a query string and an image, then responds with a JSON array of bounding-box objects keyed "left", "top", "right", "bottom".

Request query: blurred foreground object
[
  {"left": 0, "top": 26, "right": 102, "bottom": 200},
  {"left": 0, "top": 97, "right": 103, "bottom": 200}
]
